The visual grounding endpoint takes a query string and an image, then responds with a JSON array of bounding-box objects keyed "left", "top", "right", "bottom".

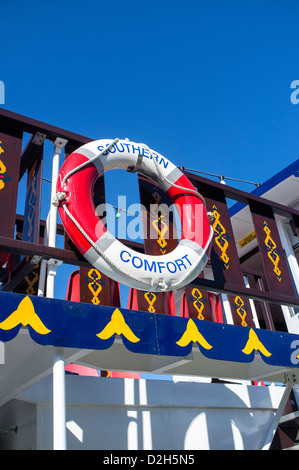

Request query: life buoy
[{"left": 55, "top": 138, "right": 213, "bottom": 292}]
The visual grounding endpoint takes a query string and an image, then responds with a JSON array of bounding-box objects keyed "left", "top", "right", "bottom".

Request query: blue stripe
[{"left": 229, "top": 159, "right": 299, "bottom": 217}]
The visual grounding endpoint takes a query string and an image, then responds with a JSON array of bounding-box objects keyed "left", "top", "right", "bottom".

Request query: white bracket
[
  {"left": 30, "top": 255, "right": 42, "bottom": 266},
  {"left": 54, "top": 137, "right": 68, "bottom": 155},
  {"left": 47, "top": 258, "right": 63, "bottom": 275}
]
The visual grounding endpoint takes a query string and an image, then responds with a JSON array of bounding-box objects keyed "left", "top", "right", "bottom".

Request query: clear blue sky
[{"left": 1, "top": 0, "right": 299, "bottom": 300}]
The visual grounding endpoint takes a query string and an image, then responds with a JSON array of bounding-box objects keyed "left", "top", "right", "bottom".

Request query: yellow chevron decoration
[
  {"left": 85, "top": 268, "right": 105, "bottom": 305},
  {"left": 212, "top": 205, "right": 230, "bottom": 269},
  {"left": 0, "top": 155, "right": 12, "bottom": 191},
  {"left": 96, "top": 308, "right": 140, "bottom": 343},
  {"left": 0, "top": 292, "right": 296, "bottom": 372},
  {"left": 176, "top": 318, "right": 213, "bottom": 349},
  {"left": 234, "top": 296, "right": 248, "bottom": 327},
  {"left": 0, "top": 296, "right": 51, "bottom": 335},
  {"left": 263, "top": 221, "right": 282, "bottom": 281},
  {"left": 242, "top": 328, "right": 272, "bottom": 357},
  {"left": 190, "top": 288, "right": 205, "bottom": 320},
  {"left": 144, "top": 292, "right": 157, "bottom": 313}
]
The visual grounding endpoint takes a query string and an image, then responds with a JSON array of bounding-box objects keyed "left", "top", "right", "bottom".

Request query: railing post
[
  {"left": 49, "top": 138, "right": 68, "bottom": 450},
  {"left": 276, "top": 216, "right": 299, "bottom": 296}
]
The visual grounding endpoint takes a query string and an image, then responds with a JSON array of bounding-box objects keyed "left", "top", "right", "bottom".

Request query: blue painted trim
[
  {"left": 229, "top": 159, "right": 299, "bottom": 217},
  {"left": 0, "top": 291, "right": 298, "bottom": 371}
]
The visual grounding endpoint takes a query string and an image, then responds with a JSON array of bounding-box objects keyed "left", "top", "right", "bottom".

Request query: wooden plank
[
  {"left": 133, "top": 176, "right": 177, "bottom": 315},
  {"left": 19, "top": 133, "right": 46, "bottom": 180},
  {"left": 0, "top": 128, "right": 23, "bottom": 238},
  {"left": 6, "top": 140, "right": 44, "bottom": 294},
  {"left": 184, "top": 170, "right": 299, "bottom": 219},
  {"left": 0, "top": 108, "right": 91, "bottom": 150},
  {"left": 78, "top": 176, "right": 120, "bottom": 307},
  {"left": 22, "top": 143, "right": 43, "bottom": 244},
  {"left": 138, "top": 176, "right": 178, "bottom": 255},
  {"left": 182, "top": 282, "right": 214, "bottom": 321},
  {"left": 250, "top": 202, "right": 296, "bottom": 298},
  {"left": 191, "top": 179, "right": 255, "bottom": 327}
]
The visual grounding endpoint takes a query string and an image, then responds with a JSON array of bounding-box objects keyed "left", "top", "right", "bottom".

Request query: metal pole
[
  {"left": 46, "top": 138, "right": 68, "bottom": 450},
  {"left": 53, "top": 347, "right": 66, "bottom": 450}
]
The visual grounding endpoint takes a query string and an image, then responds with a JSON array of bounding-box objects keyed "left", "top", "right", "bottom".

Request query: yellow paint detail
[
  {"left": 234, "top": 296, "right": 248, "bottom": 327},
  {"left": 0, "top": 296, "right": 51, "bottom": 334},
  {"left": 176, "top": 318, "right": 212, "bottom": 349},
  {"left": 96, "top": 308, "right": 140, "bottom": 343},
  {"left": 263, "top": 222, "right": 282, "bottom": 281},
  {"left": 212, "top": 205, "right": 230, "bottom": 269},
  {"left": 242, "top": 328, "right": 272, "bottom": 357},
  {"left": 0, "top": 159, "right": 6, "bottom": 191},
  {"left": 0, "top": 160, "right": 6, "bottom": 173},
  {"left": 144, "top": 292, "right": 157, "bottom": 313},
  {"left": 151, "top": 189, "right": 169, "bottom": 254},
  {"left": 24, "top": 268, "right": 39, "bottom": 295},
  {"left": 87, "top": 268, "right": 103, "bottom": 305},
  {"left": 191, "top": 288, "right": 205, "bottom": 320}
]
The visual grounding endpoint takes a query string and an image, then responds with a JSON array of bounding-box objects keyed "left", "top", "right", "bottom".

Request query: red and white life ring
[{"left": 55, "top": 138, "right": 213, "bottom": 292}]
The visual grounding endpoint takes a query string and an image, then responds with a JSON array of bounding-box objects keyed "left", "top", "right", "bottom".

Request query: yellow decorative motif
[
  {"left": 191, "top": 288, "right": 205, "bottom": 320},
  {"left": 234, "top": 296, "right": 248, "bottom": 327},
  {"left": 242, "top": 328, "right": 272, "bottom": 357},
  {"left": 176, "top": 318, "right": 213, "bottom": 349},
  {"left": 96, "top": 308, "right": 140, "bottom": 343},
  {"left": 263, "top": 221, "right": 282, "bottom": 281},
  {"left": 144, "top": 292, "right": 157, "bottom": 313},
  {"left": 24, "top": 266, "right": 39, "bottom": 295},
  {"left": 0, "top": 142, "right": 12, "bottom": 191},
  {"left": 85, "top": 268, "right": 104, "bottom": 305},
  {"left": 0, "top": 296, "right": 51, "bottom": 334},
  {"left": 151, "top": 189, "right": 168, "bottom": 254},
  {"left": 212, "top": 205, "right": 230, "bottom": 269},
  {"left": 0, "top": 159, "right": 7, "bottom": 191},
  {"left": 24, "top": 169, "right": 38, "bottom": 240}
]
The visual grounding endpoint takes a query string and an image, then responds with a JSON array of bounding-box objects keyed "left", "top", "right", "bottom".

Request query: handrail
[
  {"left": 0, "top": 108, "right": 91, "bottom": 149},
  {"left": 184, "top": 170, "right": 299, "bottom": 220},
  {"left": 1, "top": 108, "right": 298, "bottom": 220}
]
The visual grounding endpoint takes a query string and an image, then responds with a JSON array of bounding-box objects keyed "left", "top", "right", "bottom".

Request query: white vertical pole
[
  {"left": 53, "top": 347, "right": 66, "bottom": 450},
  {"left": 243, "top": 275, "right": 260, "bottom": 328},
  {"left": 275, "top": 216, "right": 299, "bottom": 330},
  {"left": 221, "top": 293, "right": 234, "bottom": 324},
  {"left": 276, "top": 217, "right": 299, "bottom": 295},
  {"left": 46, "top": 137, "right": 68, "bottom": 450}
]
